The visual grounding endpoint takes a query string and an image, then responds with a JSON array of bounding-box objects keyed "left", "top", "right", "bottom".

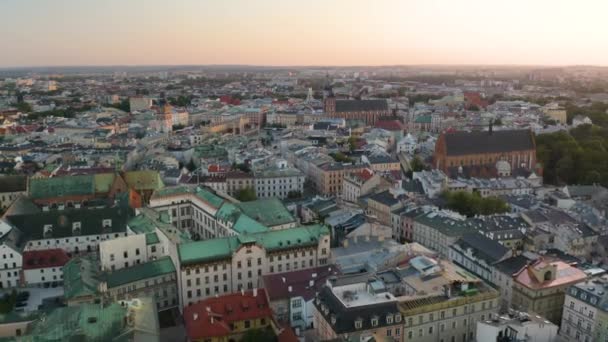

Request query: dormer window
[
  {"left": 43, "top": 224, "right": 53, "bottom": 239},
  {"left": 330, "top": 315, "right": 336, "bottom": 325},
  {"left": 371, "top": 316, "right": 379, "bottom": 327},
  {"left": 395, "top": 313, "right": 402, "bottom": 323},
  {"left": 102, "top": 219, "right": 112, "bottom": 228},
  {"left": 386, "top": 314, "right": 394, "bottom": 324},
  {"left": 354, "top": 319, "right": 363, "bottom": 329},
  {"left": 72, "top": 222, "right": 82, "bottom": 236}
]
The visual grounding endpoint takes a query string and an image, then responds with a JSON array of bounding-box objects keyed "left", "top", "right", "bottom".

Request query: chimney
[
  {"left": 282, "top": 277, "right": 286, "bottom": 283},
  {"left": 193, "top": 313, "right": 198, "bottom": 321},
  {"left": 253, "top": 288, "right": 258, "bottom": 297},
  {"left": 309, "top": 280, "right": 314, "bottom": 287},
  {"left": 288, "top": 286, "right": 292, "bottom": 293},
  {"left": 241, "top": 289, "right": 245, "bottom": 296}
]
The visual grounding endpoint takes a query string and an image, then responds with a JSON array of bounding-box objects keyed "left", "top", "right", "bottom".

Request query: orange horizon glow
[{"left": 1, "top": 0, "right": 607, "bottom": 68}]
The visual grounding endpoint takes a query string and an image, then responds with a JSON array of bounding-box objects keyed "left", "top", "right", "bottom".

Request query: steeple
[{"left": 322, "top": 73, "right": 334, "bottom": 99}]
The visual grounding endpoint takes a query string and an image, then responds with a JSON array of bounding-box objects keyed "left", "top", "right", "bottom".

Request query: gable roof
[
  {"left": 6, "top": 206, "right": 131, "bottom": 240},
  {"left": 178, "top": 225, "right": 329, "bottom": 265},
  {"left": 183, "top": 290, "right": 272, "bottom": 339},
  {"left": 235, "top": 198, "right": 295, "bottom": 227},
  {"left": 22, "top": 249, "right": 70, "bottom": 270},
  {"left": 442, "top": 129, "right": 535, "bottom": 156},
  {"left": 335, "top": 100, "right": 388, "bottom": 113},
  {"left": 0, "top": 175, "right": 27, "bottom": 193},
  {"left": 29, "top": 175, "right": 96, "bottom": 199},
  {"left": 453, "top": 232, "right": 509, "bottom": 264},
  {"left": 106, "top": 256, "right": 175, "bottom": 288}
]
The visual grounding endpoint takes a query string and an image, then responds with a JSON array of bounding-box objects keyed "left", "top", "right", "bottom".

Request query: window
[
  {"left": 135, "top": 248, "right": 140, "bottom": 256},
  {"left": 244, "top": 320, "right": 251, "bottom": 329},
  {"left": 371, "top": 317, "right": 378, "bottom": 327},
  {"left": 395, "top": 314, "right": 402, "bottom": 323},
  {"left": 355, "top": 320, "right": 363, "bottom": 329},
  {"left": 292, "top": 299, "right": 302, "bottom": 308}
]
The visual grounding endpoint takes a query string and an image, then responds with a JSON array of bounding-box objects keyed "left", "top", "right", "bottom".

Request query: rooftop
[
  {"left": 183, "top": 289, "right": 272, "bottom": 339},
  {"left": 178, "top": 225, "right": 329, "bottom": 265},
  {"left": 106, "top": 256, "right": 175, "bottom": 288}
]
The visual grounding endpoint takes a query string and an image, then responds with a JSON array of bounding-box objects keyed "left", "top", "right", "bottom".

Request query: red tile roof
[
  {"left": 375, "top": 120, "right": 404, "bottom": 131},
  {"left": 22, "top": 249, "right": 70, "bottom": 270},
  {"left": 277, "top": 326, "right": 299, "bottom": 342},
  {"left": 183, "top": 289, "right": 272, "bottom": 339},
  {"left": 514, "top": 259, "right": 586, "bottom": 290}
]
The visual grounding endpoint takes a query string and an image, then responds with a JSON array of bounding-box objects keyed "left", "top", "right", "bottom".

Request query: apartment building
[
  {"left": 512, "top": 258, "right": 587, "bottom": 324},
  {"left": 253, "top": 167, "right": 305, "bottom": 199},
  {"left": 177, "top": 225, "right": 330, "bottom": 308},
  {"left": 561, "top": 276, "right": 608, "bottom": 342},
  {"left": 102, "top": 256, "right": 178, "bottom": 312}
]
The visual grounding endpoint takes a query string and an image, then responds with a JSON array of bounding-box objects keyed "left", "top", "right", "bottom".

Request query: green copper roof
[
  {"left": 146, "top": 232, "right": 160, "bottom": 245},
  {"left": 63, "top": 255, "right": 102, "bottom": 301},
  {"left": 151, "top": 185, "right": 192, "bottom": 198},
  {"left": 235, "top": 198, "right": 295, "bottom": 227},
  {"left": 106, "top": 256, "right": 175, "bottom": 288},
  {"left": 215, "top": 203, "right": 240, "bottom": 223},
  {"left": 414, "top": 115, "right": 432, "bottom": 124},
  {"left": 29, "top": 175, "right": 95, "bottom": 199},
  {"left": 127, "top": 215, "right": 157, "bottom": 234},
  {"left": 232, "top": 214, "right": 268, "bottom": 234},
  {"left": 194, "top": 187, "right": 224, "bottom": 208},
  {"left": 178, "top": 224, "right": 329, "bottom": 265},
  {"left": 22, "top": 302, "right": 128, "bottom": 341}
]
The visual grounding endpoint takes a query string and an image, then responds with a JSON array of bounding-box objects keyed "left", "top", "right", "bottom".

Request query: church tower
[{"left": 322, "top": 73, "right": 336, "bottom": 114}]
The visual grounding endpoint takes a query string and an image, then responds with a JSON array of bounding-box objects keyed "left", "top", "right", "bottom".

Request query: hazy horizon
[{"left": 2, "top": 0, "right": 608, "bottom": 68}]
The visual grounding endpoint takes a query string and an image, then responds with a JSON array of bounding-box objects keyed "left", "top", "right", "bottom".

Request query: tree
[
  {"left": 16, "top": 102, "right": 32, "bottom": 113},
  {"left": 348, "top": 136, "right": 357, "bottom": 151},
  {"left": 441, "top": 191, "right": 509, "bottom": 217},
  {"left": 235, "top": 187, "right": 257, "bottom": 202},
  {"left": 410, "top": 155, "right": 425, "bottom": 172},
  {"left": 241, "top": 328, "right": 277, "bottom": 342},
  {"left": 110, "top": 99, "right": 130, "bottom": 112},
  {"left": 330, "top": 152, "right": 353, "bottom": 163},
  {"left": 186, "top": 159, "right": 197, "bottom": 172}
]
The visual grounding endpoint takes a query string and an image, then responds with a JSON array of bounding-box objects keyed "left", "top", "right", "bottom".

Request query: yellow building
[{"left": 542, "top": 104, "right": 567, "bottom": 124}]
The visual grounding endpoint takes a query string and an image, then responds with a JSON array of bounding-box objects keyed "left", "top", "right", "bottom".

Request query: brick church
[
  {"left": 434, "top": 124, "right": 538, "bottom": 178},
  {"left": 323, "top": 75, "right": 390, "bottom": 125}
]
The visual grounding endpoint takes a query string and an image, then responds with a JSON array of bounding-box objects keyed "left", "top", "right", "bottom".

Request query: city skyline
[{"left": 2, "top": 0, "right": 608, "bottom": 68}]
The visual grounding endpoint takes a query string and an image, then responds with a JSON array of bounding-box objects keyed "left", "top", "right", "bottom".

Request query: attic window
[
  {"left": 354, "top": 319, "right": 363, "bottom": 329},
  {"left": 102, "top": 219, "right": 112, "bottom": 228},
  {"left": 395, "top": 313, "right": 402, "bottom": 323},
  {"left": 386, "top": 314, "right": 393, "bottom": 324},
  {"left": 371, "top": 317, "right": 378, "bottom": 327}
]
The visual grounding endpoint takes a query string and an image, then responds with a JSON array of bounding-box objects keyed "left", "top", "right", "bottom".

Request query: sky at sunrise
[{"left": 1, "top": 0, "right": 607, "bottom": 67}]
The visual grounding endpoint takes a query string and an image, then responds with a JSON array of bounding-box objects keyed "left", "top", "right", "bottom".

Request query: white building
[
  {"left": 397, "top": 133, "right": 417, "bottom": 155},
  {"left": 0, "top": 220, "right": 22, "bottom": 289},
  {"left": 253, "top": 166, "right": 305, "bottom": 199},
  {"left": 22, "top": 249, "right": 69, "bottom": 287},
  {"left": 476, "top": 311, "right": 558, "bottom": 342},
  {"left": 560, "top": 277, "right": 608, "bottom": 342},
  {"left": 572, "top": 115, "right": 592, "bottom": 128}
]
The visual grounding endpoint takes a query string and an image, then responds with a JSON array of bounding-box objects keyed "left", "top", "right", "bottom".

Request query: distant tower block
[{"left": 306, "top": 87, "right": 314, "bottom": 103}]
